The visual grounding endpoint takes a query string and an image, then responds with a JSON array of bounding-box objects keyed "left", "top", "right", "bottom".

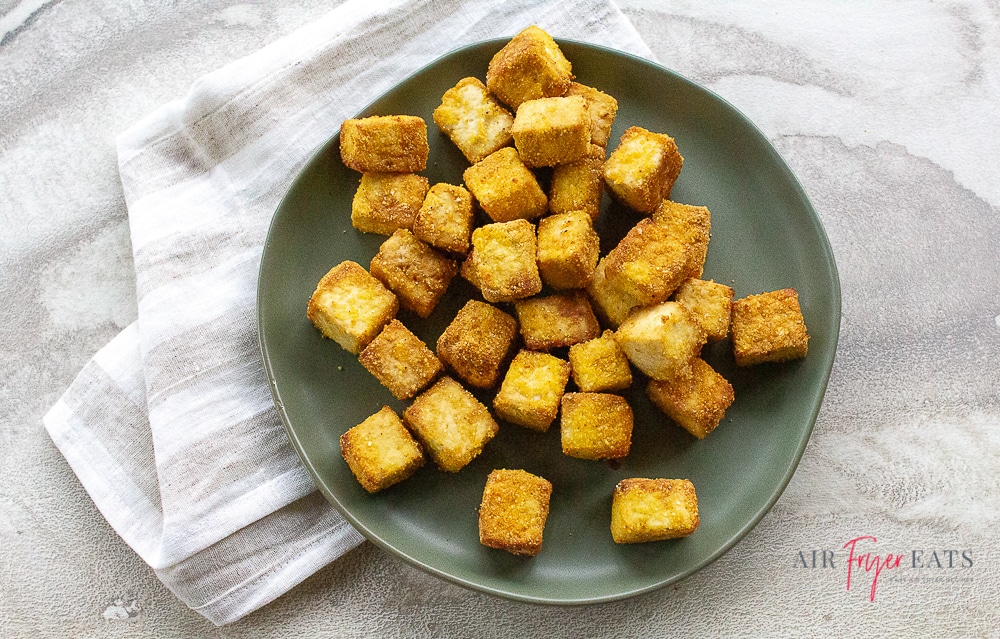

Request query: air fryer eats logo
[{"left": 796, "top": 536, "right": 974, "bottom": 601}]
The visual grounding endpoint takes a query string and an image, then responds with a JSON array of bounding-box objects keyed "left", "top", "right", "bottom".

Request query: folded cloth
[{"left": 43, "top": 0, "right": 653, "bottom": 625}]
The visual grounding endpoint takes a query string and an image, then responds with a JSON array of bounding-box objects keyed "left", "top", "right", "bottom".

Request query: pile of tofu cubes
[{"left": 308, "top": 26, "right": 810, "bottom": 555}]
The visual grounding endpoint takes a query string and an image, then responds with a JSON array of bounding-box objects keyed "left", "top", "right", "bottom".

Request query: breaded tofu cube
[
  {"left": 568, "top": 330, "right": 633, "bottom": 392},
  {"left": 436, "top": 300, "right": 518, "bottom": 389},
  {"left": 478, "top": 469, "right": 553, "bottom": 556},
  {"left": 340, "top": 115, "right": 429, "bottom": 173},
  {"left": 731, "top": 288, "right": 809, "bottom": 366},
  {"left": 603, "top": 216, "right": 692, "bottom": 306},
  {"left": 565, "top": 82, "right": 618, "bottom": 147},
  {"left": 647, "top": 357, "right": 734, "bottom": 439},
  {"left": 586, "top": 257, "right": 642, "bottom": 329},
  {"left": 536, "top": 210, "right": 600, "bottom": 290},
  {"left": 560, "top": 392, "right": 633, "bottom": 460},
  {"left": 340, "top": 406, "right": 424, "bottom": 493},
  {"left": 463, "top": 147, "right": 547, "bottom": 223},
  {"left": 511, "top": 96, "right": 590, "bottom": 167},
  {"left": 463, "top": 219, "right": 542, "bottom": 303},
  {"left": 486, "top": 26, "right": 573, "bottom": 110},
  {"left": 614, "top": 301, "right": 706, "bottom": 380},
  {"left": 652, "top": 200, "right": 712, "bottom": 280},
  {"left": 603, "top": 126, "right": 684, "bottom": 213},
  {"left": 403, "top": 376, "right": 498, "bottom": 472},
  {"left": 369, "top": 229, "right": 457, "bottom": 318},
  {"left": 307, "top": 260, "right": 398, "bottom": 354},
  {"left": 351, "top": 172, "right": 429, "bottom": 236},
  {"left": 610, "top": 478, "right": 700, "bottom": 543},
  {"left": 549, "top": 143, "right": 605, "bottom": 220},
  {"left": 433, "top": 77, "right": 514, "bottom": 164},
  {"left": 514, "top": 291, "right": 601, "bottom": 351},
  {"left": 412, "top": 183, "right": 475, "bottom": 255},
  {"left": 359, "top": 319, "right": 443, "bottom": 400},
  {"left": 493, "top": 350, "right": 571, "bottom": 431},
  {"left": 673, "top": 278, "right": 733, "bottom": 342}
]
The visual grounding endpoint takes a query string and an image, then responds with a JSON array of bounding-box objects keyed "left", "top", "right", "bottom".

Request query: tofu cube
[
  {"left": 514, "top": 291, "right": 601, "bottom": 351},
  {"left": 463, "top": 219, "right": 542, "bottom": 303},
  {"left": 369, "top": 229, "right": 457, "bottom": 318},
  {"left": 359, "top": 319, "right": 443, "bottom": 400},
  {"left": 652, "top": 200, "right": 712, "bottom": 280},
  {"left": 412, "top": 183, "right": 475, "bottom": 255},
  {"left": 486, "top": 25, "right": 573, "bottom": 110},
  {"left": 560, "top": 392, "right": 633, "bottom": 460},
  {"left": 351, "top": 172, "right": 429, "bottom": 236},
  {"left": 536, "top": 210, "right": 600, "bottom": 290},
  {"left": 433, "top": 77, "right": 514, "bottom": 164},
  {"left": 436, "top": 300, "right": 518, "bottom": 389},
  {"left": 647, "top": 357, "right": 734, "bottom": 439},
  {"left": 549, "top": 144, "right": 605, "bottom": 220},
  {"left": 614, "top": 301, "right": 706, "bottom": 380},
  {"left": 478, "top": 469, "right": 553, "bottom": 556},
  {"left": 603, "top": 216, "right": 694, "bottom": 306},
  {"left": 565, "top": 82, "right": 618, "bottom": 147},
  {"left": 340, "top": 406, "right": 424, "bottom": 492},
  {"left": 403, "top": 376, "right": 498, "bottom": 472},
  {"left": 731, "top": 288, "right": 809, "bottom": 366},
  {"left": 340, "top": 115, "right": 429, "bottom": 173},
  {"left": 610, "top": 478, "right": 700, "bottom": 543},
  {"left": 493, "top": 350, "right": 571, "bottom": 432},
  {"left": 673, "top": 278, "right": 733, "bottom": 342},
  {"left": 603, "top": 126, "right": 684, "bottom": 213},
  {"left": 568, "top": 329, "right": 633, "bottom": 392},
  {"left": 586, "top": 257, "right": 642, "bottom": 329},
  {"left": 511, "top": 96, "right": 590, "bottom": 167},
  {"left": 463, "top": 147, "right": 548, "bottom": 223},
  {"left": 307, "top": 260, "right": 398, "bottom": 354}
]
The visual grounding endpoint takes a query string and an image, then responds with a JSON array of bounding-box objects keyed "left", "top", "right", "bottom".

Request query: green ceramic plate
[{"left": 258, "top": 39, "right": 840, "bottom": 603}]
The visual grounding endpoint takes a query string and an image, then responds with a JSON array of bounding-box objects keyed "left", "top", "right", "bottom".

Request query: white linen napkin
[{"left": 42, "top": 0, "right": 653, "bottom": 626}]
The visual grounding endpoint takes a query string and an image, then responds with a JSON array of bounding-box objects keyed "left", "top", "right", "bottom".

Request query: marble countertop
[{"left": 2, "top": 1, "right": 998, "bottom": 637}]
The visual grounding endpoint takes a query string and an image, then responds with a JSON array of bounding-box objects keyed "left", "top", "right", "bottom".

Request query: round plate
[{"left": 258, "top": 39, "right": 840, "bottom": 604}]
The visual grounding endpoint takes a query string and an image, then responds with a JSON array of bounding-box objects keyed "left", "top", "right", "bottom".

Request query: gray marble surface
[{"left": 2, "top": 1, "right": 998, "bottom": 637}]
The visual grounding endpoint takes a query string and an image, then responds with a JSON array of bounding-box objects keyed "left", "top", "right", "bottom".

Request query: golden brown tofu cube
[
  {"left": 560, "top": 392, "right": 633, "bottom": 460},
  {"left": 731, "top": 288, "right": 809, "bottom": 366},
  {"left": 568, "top": 330, "right": 633, "bottom": 392},
  {"left": 673, "top": 278, "right": 733, "bottom": 342},
  {"left": 359, "top": 319, "right": 443, "bottom": 400},
  {"left": 369, "top": 229, "right": 457, "bottom": 318},
  {"left": 433, "top": 77, "right": 514, "bottom": 164},
  {"left": 340, "top": 115, "right": 429, "bottom": 173},
  {"left": 478, "top": 469, "right": 553, "bottom": 556},
  {"left": 486, "top": 26, "right": 573, "bottom": 110},
  {"left": 565, "top": 82, "right": 618, "bottom": 147},
  {"left": 463, "top": 219, "right": 542, "bottom": 303},
  {"left": 647, "top": 357, "right": 734, "bottom": 439},
  {"left": 463, "top": 147, "right": 547, "bottom": 223},
  {"left": 603, "top": 126, "right": 683, "bottom": 213},
  {"left": 549, "top": 144, "right": 605, "bottom": 220},
  {"left": 412, "top": 183, "right": 475, "bottom": 255},
  {"left": 652, "top": 200, "right": 712, "bottom": 280},
  {"left": 403, "top": 376, "right": 498, "bottom": 472},
  {"left": 514, "top": 291, "right": 601, "bottom": 351},
  {"left": 610, "top": 478, "right": 700, "bottom": 543},
  {"left": 306, "top": 260, "right": 398, "bottom": 354},
  {"left": 351, "top": 172, "right": 429, "bottom": 236},
  {"left": 603, "top": 216, "right": 692, "bottom": 306},
  {"left": 536, "top": 210, "right": 600, "bottom": 290},
  {"left": 511, "top": 96, "right": 590, "bottom": 168},
  {"left": 493, "top": 350, "right": 571, "bottom": 432},
  {"left": 586, "top": 257, "right": 642, "bottom": 329},
  {"left": 614, "top": 301, "right": 706, "bottom": 381},
  {"left": 340, "top": 406, "right": 424, "bottom": 492},
  {"left": 436, "top": 300, "right": 518, "bottom": 389}
]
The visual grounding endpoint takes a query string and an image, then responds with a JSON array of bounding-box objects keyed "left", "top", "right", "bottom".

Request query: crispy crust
[
  {"left": 306, "top": 260, "right": 398, "bottom": 354},
  {"left": 340, "top": 406, "right": 424, "bottom": 492},
  {"left": 672, "top": 278, "right": 733, "bottom": 342},
  {"left": 549, "top": 144, "right": 605, "bottom": 219},
  {"left": 464, "top": 219, "right": 543, "bottom": 303},
  {"left": 433, "top": 77, "right": 514, "bottom": 164},
  {"left": 647, "top": 357, "right": 734, "bottom": 439},
  {"left": 568, "top": 329, "right": 633, "bottom": 393},
  {"left": 586, "top": 257, "right": 642, "bottom": 329},
  {"left": 403, "top": 377, "right": 498, "bottom": 472},
  {"left": 603, "top": 217, "right": 692, "bottom": 306},
  {"left": 478, "top": 469, "right": 553, "bottom": 556},
  {"left": 511, "top": 96, "right": 590, "bottom": 168},
  {"left": 486, "top": 26, "right": 573, "bottom": 110},
  {"left": 359, "top": 319, "right": 443, "bottom": 400},
  {"left": 565, "top": 82, "right": 619, "bottom": 147},
  {"left": 731, "top": 288, "right": 809, "bottom": 366},
  {"left": 436, "top": 300, "right": 518, "bottom": 389},
  {"left": 614, "top": 301, "right": 706, "bottom": 381},
  {"left": 369, "top": 229, "right": 457, "bottom": 318},
  {"left": 340, "top": 115, "right": 429, "bottom": 173},
  {"left": 493, "top": 350, "right": 571, "bottom": 432},
  {"left": 603, "top": 126, "right": 683, "bottom": 213},
  {"left": 351, "top": 172, "right": 429, "bottom": 236},
  {"left": 463, "top": 147, "right": 547, "bottom": 223},
  {"left": 610, "top": 478, "right": 699, "bottom": 543},
  {"left": 536, "top": 210, "right": 600, "bottom": 290},
  {"left": 560, "top": 392, "right": 633, "bottom": 460},
  {"left": 514, "top": 291, "right": 601, "bottom": 351},
  {"left": 412, "top": 183, "right": 475, "bottom": 255}
]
